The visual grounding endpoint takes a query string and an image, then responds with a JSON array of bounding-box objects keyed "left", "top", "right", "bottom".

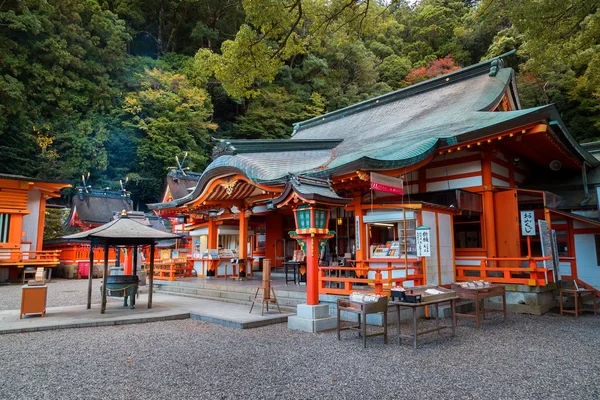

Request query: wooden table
[
  {"left": 337, "top": 297, "right": 388, "bottom": 348},
  {"left": 391, "top": 297, "right": 458, "bottom": 350},
  {"left": 452, "top": 284, "right": 507, "bottom": 329},
  {"left": 20, "top": 284, "right": 48, "bottom": 319},
  {"left": 559, "top": 289, "right": 598, "bottom": 317}
]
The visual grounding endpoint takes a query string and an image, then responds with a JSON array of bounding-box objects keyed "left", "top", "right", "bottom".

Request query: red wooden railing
[
  {"left": 455, "top": 256, "right": 554, "bottom": 286},
  {"left": 318, "top": 260, "right": 424, "bottom": 296},
  {"left": 0, "top": 249, "right": 60, "bottom": 266}
]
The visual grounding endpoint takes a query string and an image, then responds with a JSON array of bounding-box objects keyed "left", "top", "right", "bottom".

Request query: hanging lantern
[{"left": 292, "top": 204, "right": 331, "bottom": 236}]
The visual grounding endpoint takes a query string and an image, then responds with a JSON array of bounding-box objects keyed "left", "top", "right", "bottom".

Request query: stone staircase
[{"left": 153, "top": 278, "right": 305, "bottom": 313}]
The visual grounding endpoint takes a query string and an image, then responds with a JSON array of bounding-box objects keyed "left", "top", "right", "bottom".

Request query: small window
[
  {"left": 0, "top": 214, "right": 10, "bottom": 243},
  {"left": 454, "top": 213, "right": 482, "bottom": 249}
]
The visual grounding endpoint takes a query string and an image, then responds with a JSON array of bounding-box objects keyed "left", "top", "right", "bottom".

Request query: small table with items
[
  {"left": 337, "top": 296, "right": 388, "bottom": 348},
  {"left": 559, "top": 289, "right": 597, "bottom": 317},
  {"left": 390, "top": 296, "right": 458, "bottom": 350},
  {"left": 452, "top": 283, "right": 507, "bottom": 329}
]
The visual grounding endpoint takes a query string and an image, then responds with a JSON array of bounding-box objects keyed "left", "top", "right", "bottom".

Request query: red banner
[{"left": 370, "top": 172, "right": 404, "bottom": 195}]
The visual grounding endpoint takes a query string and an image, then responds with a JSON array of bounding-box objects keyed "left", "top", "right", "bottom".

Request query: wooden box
[{"left": 20, "top": 285, "right": 48, "bottom": 319}]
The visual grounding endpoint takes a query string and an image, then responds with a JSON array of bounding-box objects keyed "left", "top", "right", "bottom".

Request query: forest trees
[{"left": 1, "top": 0, "right": 599, "bottom": 206}]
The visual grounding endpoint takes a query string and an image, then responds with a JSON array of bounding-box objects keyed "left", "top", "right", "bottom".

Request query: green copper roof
[{"left": 148, "top": 51, "right": 597, "bottom": 210}]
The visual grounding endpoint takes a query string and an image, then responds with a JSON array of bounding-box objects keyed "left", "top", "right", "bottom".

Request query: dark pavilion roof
[
  {"left": 148, "top": 51, "right": 597, "bottom": 211},
  {"left": 63, "top": 214, "right": 180, "bottom": 243},
  {"left": 164, "top": 168, "right": 202, "bottom": 201},
  {"left": 66, "top": 189, "right": 133, "bottom": 226}
]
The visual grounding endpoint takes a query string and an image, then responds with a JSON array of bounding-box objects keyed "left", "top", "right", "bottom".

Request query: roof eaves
[{"left": 548, "top": 117, "right": 600, "bottom": 168}]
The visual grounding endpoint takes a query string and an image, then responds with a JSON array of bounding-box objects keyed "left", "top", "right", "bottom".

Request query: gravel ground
[
  {"left": 0, "top": 278, "right": 125, "bottom": 310},
  {"left": 1, "top": 308, "right": 599, "bottom": 399}
]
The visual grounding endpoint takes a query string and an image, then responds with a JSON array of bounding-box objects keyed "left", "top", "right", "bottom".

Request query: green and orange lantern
[{"left": 289, "top": 204, "right": 336, "bottom": 305}]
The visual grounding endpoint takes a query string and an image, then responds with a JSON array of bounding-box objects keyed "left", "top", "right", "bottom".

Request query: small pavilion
[{"left": 63, "top": 213, "right": 180, "bottom": 313}]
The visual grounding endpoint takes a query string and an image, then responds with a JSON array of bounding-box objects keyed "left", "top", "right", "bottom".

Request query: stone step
[
  {"left": 154, "top": 285, "right": 305, "bottom": 307},
  {"left": 153, "top": 281, "right": 307, "bottom": 302},
  {"left": 154, "top": 289, "right": 297, "bottom": 313}
]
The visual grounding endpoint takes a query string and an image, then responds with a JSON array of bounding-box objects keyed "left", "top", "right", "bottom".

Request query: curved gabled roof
[{"left": 148, "top": 51, "right": 597, "bottom": 211}]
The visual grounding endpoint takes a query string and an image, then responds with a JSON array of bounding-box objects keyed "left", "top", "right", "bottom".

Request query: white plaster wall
[
  {"left": 21, "top": 188, "right": 41, "bottom": 250},
  {"left": 426, "top": 176, "right": 482, "bottom": 192},
  {"left": 422, "top": 211, "right": 438, "bottom": 285},
  {"left": 438, "top": 213, "right": 454, "bottom": 284},
  {"left": 491, "top": 162, "right": 509, "bottom": 178},
  {"left": 574, "top": 234, "right": 600, "bottom": 290},
  {"left": 426, "top": 160, "right": 481, "bottom": 179}
]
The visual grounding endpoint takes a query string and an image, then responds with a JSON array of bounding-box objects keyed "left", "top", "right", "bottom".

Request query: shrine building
[
  {"left": 148, "top": 51, "right": 600, "bottom": 331},
  {"left": 0, "top": 173, "right": 71, "bottom": 282}
]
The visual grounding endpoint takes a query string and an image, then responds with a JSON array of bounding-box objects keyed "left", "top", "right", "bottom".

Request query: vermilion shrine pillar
[
  {"left": 482, "top": 154, "right": 497, "bottom": 260},
  {"left": 238, "top": 209, "right": 249, "bottom": 277}
]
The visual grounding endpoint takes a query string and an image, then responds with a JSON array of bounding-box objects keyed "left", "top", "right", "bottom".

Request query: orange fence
[
  {"left": 43, "top": 244, "right": 120, "bottom": 264},
  {"left": 0, "top": 249, "right": 60, "bottom": 266},
  {"left": 455, "top": 256, "right": 554, "bottom": 286},
  {"left": 318, "top": 260, "right": 424, "bottom": 296},
  {"left": 150, "top": 258, "right": 193, "bottom": 281}
]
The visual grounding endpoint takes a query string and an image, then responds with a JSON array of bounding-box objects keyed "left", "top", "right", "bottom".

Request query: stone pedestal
[
  {"left": 288, "top": 304, "right": 337, "bottom": 333},
  {"left": 487, "top": 283, "right": 558, "bottom": 315}
]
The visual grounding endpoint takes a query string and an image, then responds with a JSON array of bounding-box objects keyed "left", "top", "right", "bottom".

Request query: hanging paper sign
[
  {"left": 520, "top": 211, "right": 535, "bottom": 236},
  {"left": 370, "top": 172, "right": 404, "bottom": 195},
  {"left": 416, "top": 227, "right": 431, "bottom": 257},
  {"left": 355, "top": 216, "right": 361, "bottom": 250}
]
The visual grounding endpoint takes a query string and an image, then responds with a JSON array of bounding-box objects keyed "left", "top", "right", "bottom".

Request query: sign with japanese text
[
  {"left": 520, "top": 211, "right": 536, "bottom": 236},
  {"left": 370, "top": 172, "right": 404, "bottom": 196},
  {"left": 416, "top": 228, "right": 431, "bottom": 257},
  {"left": 355, "top": 216, "right": 361, "bottom": 250}
]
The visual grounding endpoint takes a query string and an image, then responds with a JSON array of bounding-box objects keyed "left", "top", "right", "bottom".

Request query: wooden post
[
  {"left": 482, "top": 154, "right": 497, "bottom": 263},
  {"left": 238, "top": 209, "right": 248, "bottom": 276},
  {"left": 87, "top": 242, "right": 94, "bottom": 310},
  {"left": 208, "top": 218, "right": 218, "bottom": 250},
  {"left": 132, "top": 245, "right": 138, "bottom": 276},
  {"left": 148, "top": 241, "right": 155, "bottom": 309},
  {"left": 101, "top": 243, "right": 109, "bottom": 314}
]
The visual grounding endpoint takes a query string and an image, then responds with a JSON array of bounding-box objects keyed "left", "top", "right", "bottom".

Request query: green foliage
[
  {"left": 122, "top": 67, "right": 216, "bottom": 202},
  {"left": 1, "top": 0, "right": 599, "bottom": 208}
]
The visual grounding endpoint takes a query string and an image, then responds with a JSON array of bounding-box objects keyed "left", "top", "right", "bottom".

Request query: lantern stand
[{"left": 287, "top": 204, "right": 338, "bottom": 333}]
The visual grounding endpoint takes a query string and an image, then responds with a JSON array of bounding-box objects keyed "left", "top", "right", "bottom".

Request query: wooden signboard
[
  {"left": 416, "top": 228, "right": 431, "bottom": 257},
  {"left": 520, "top": 211, "right": 536, "bottom": 236}
]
